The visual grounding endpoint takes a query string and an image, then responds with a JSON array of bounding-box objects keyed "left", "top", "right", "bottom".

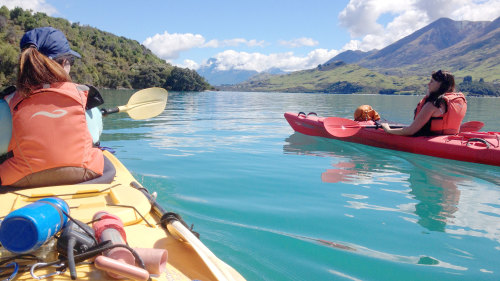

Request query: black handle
[{"left": 101, "top": 107, "right": 119, "bottom": 116}]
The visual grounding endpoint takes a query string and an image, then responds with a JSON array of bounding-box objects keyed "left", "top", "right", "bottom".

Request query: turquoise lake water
[{"left": 101, "top": 90, "right": 500, "bottom": 281}]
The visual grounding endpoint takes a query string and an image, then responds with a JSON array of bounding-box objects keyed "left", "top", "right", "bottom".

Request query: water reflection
[
  {"left": 405, "top": 158, "right": 461, "bottom": 232},
  {"left": 284, "top": 132, "right": 500, "bottom": 240}
]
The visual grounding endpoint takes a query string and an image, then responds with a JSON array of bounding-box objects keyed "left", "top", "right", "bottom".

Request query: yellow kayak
[{"left": 0, "top": 151, "right": 245, "bottom": 281}]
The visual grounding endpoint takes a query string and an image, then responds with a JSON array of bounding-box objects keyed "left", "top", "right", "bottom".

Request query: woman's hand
[
  {"left": 381, "top": 123, "right": 391, "bottom": 132},
  {"left": 381, "top": 122, "right": 407, "bottom": 135}
]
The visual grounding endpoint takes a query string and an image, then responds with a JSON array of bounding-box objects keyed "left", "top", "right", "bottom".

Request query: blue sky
[{"left": 2, "top": 0, "right": 500, "bottom": 72}]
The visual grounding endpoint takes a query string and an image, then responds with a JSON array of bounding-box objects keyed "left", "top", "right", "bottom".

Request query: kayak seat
[
  {"left": 0, "top": 154, "right": 115, "bottom": 191},
  {"left": 78, "top": 154, "right": 116, "bottom": 185}
]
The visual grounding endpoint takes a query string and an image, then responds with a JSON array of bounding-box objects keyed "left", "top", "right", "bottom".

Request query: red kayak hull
[{"left": 284, "top": 112, "right": 500, "bottom": 166}]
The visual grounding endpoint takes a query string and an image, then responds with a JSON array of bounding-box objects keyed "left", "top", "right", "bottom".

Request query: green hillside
[
  {"left": 228, "top": 63, "right": 428, "bottom": 94},
  {"left": 0, "top": 6, "right": 210, "bottom": 91},
  {"left": 227, "top": 61, "right": 499, "bottom": 96}
]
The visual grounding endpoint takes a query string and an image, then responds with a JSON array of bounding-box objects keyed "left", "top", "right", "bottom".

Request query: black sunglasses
[
  {"left": 433, "top": 70, "right": 446, "bottom": 81},
  {"left": 55, "top": 55, "right": 75, "bottom": 66}
]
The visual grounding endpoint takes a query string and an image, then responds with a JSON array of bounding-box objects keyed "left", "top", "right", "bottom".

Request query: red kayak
[{"left": 284, "top": 112, "right": 500, "bottom": 167}]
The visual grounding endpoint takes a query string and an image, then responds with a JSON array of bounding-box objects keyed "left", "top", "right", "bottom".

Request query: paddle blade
[
  {"left": 119, "top": 87, "right": 168, "bottom": 120},
  {"left": 459, "top": 121, "right": 484, "bottom": 133},
  {"left": 323, "top": 117, "right": 362, "bottom": 137}
]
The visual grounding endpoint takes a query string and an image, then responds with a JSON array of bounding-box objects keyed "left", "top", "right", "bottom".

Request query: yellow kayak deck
[{"left": 0, "top": 151, "right": 245, "bottom": 281}]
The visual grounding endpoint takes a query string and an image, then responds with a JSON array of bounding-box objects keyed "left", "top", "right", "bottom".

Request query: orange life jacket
[
  {"left": 0, "top": 82, "right": 103, "bottom": 186},
  {"left": 414, "top": 92, "right": 467, "bottom": 135}
]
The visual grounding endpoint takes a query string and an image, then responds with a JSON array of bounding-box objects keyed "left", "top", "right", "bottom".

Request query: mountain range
[
  {"left": 196, "top": 59, "right": 259, "bottom": 86},
  {"left": 221, "top": 17, "right": 500, "bottom": 95},
  {"left": 332, "top": 17, "right": 500, "bottom": 79},
  {"left": 197, "top": 59, "right": 287, "bottom": 86}
]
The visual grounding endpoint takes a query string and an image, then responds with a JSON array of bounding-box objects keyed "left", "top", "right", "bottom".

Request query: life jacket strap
[
  {"left": 0, "top": 151, "right": 13, "bottom": 164},
  {"left": 0, "top": 86, "right": 16, "bottom": 99}
]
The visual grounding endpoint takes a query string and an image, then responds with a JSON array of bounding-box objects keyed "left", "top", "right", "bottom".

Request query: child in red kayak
[
  {"left": 381, "top": 70, "right": 467, "bottom": 136},
  {"left": 0, "top": 27, "right": 103, "bottom": 187}
]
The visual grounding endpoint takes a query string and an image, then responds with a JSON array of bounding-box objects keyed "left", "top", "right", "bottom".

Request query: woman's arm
[{"left": 381, "top": 102, "right": 439, "bottom": 136}]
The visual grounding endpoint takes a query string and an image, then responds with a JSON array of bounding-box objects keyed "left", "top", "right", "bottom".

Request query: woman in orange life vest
[
  {"left": 0, "top": 27, "right": 104, "bottom": 187},
  {"left": 381, "top": 70, "right": 467, "bottom": 136}
]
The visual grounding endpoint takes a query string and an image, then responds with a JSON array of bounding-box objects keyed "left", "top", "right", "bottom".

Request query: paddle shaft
[
  {"left": 372, "top": 120, "right": 483, "bottom": 132},
  {"left": 326, "top": 117, "right": 482, "bottom": 132},
  {"left": 131, "top": 181, "right": 239, "bottom": 281},
  {"left": 374, "top": 121, "right": 483, "bottom": 132},
  {"left": 358, "top": 125, "right": 403, "bottom": 129},
  {"left": 101, "top": 107, "right": 119, "bottom": 115},
  {"left": 352, "top": 123, "right": 480, "bottom": 132}
]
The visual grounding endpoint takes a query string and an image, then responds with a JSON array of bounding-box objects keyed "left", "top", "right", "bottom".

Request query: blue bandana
[{"left": 20, "top": 27, "right": 81, "bottom": 59}]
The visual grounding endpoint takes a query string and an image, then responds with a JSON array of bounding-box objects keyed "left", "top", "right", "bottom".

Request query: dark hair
[
  {"left": 54, "top": 55, "right": 75, "bottom": 66},
  {"left": 427, "top": 70, "right": 455, "bottom": 109},
  {"left": 16, "top": 47, "right": 72, "bottom": 97}
]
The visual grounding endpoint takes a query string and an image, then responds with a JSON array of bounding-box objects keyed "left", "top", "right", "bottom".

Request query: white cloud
[
  {"left": 339, "top": 0, "right": 500, "bottom": 51},
  {"left": 205, "top": 49, "right": 339, "bottom": 72},
  {"left": 143, "top": 31, "right": 266, "bottom": 61},
  {"left": 143, "top": 31, "right": 335, "bottom": 72},
  {"left": 178, "top": 59, "right": 200, "bottom": 70},
  {"left": 203, "top": 38, "right": 265, "bottom": 48},
  {"left": 143, "top": 31, "right": 205, "bottom": 60},
  {"left": 0, "top": 0, "right": 57, "bottom": 15},
  {"left": 447, "top": 0, "right": 500, "bottom": 20},
  {"left": 279, "top": 37, "right": 319, "bottom": 48}
]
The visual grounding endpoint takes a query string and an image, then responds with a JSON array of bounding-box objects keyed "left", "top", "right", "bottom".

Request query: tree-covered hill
[{"left": 0, "top": 6, "right": 210, "bottom": 91}]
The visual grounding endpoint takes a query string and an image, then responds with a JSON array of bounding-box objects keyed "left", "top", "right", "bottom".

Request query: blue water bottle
[{"left": 0, "top": 197, "right": 69, "bottom": 254}]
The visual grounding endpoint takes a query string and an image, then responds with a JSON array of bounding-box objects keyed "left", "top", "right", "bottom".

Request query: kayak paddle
[
  {"left": 102, "top": 87, "right": 168, "bottom": 120},
  {"left": 459, "top": 121, "right": 484, "bottom": 132},
  {"left": 324, "top": 117, "right": 484, "bottom": 137},
  {"left": 323, "top": 117, "right": 365, "bottom": 137},
  {"left": 323, "top": 117, "right": 403, "bottom": 137},
  {"left": 130, "top": 181, "right": 241, "bottom": 281}
]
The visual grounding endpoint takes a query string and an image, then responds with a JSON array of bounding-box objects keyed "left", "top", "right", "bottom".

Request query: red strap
[{"left": 92, "top": 213, "right": 127, "bottom": 242}]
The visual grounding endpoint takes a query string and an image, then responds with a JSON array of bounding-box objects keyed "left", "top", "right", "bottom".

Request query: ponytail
[
  {"left": 16, "top": 47, "right": 72, "bottom": 97},
  {"left": 427, "top": 70, "right": 456, "bottom": 110}
]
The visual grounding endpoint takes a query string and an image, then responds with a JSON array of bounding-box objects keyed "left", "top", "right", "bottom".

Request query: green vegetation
[
  {"left": 0, "top": 6, "right": 210, "bottom": 91},
  {"left": 228, "top": 62, "right": 499, "bottom": 96},
  {"left": 459, "top": 76, "right": 500, "bottom": 96},
  {"left": 228, "top": 63, "right": 430, "bottom": 94}
]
